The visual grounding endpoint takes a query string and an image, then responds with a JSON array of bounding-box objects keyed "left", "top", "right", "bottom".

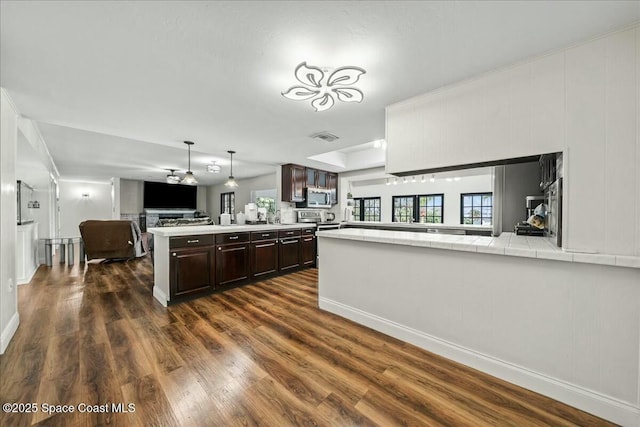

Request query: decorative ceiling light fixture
[
  {"left": 411, "top": 176, "right": 416, "bottom": 183},
  {"left": 181, "top": 141, "right": 198, "bottom": 185},
  {"left": 430, "top": 175, "right": 435, "bottom": 183},
  {"left": 385, "top": 178, "right": 390, "bottom": 186},
  {"left": 166, "top": 169, "right": 181, "bottom": 184},
  {"left": 207, "top": 161, "right": 221, "bottom": 173},
  {"left": 224, "top": 150, "right": 238, "bottom": 188},
  {"left": 282, "top": 62, "right": 366, "bottom": 112},
  {"left": 421, "top": 175, "right": 426, "bottom": 183}
]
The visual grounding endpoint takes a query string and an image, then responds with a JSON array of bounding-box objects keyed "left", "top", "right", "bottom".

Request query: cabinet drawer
[
  {"left": 278, "top": 229, "right": 301, "bottom": 238},
  {"left": 215, "top": 232, "right": 250, "bottom": 245},
  {"left": 170, "top": 234, "right": 214, "bottom": 249},
  {"left": 301, "top": 227, "right": 316, "bottom": 235},
  {"left": 251, "top": 231, "right": 278, "bottom": 241}
]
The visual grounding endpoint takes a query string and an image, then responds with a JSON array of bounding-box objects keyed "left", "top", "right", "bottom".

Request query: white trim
[
  {"left": 0, "top": 312, "right": 19, "bottom": 355},
  {"left": 17, "top": 264, "right": 37, "bottom": 285},
  {"left": 152, "top": 286, "right": 168, "bottom": 307},
  {"left": 319, "top": 297, "right": 640, "bottom": 427}
]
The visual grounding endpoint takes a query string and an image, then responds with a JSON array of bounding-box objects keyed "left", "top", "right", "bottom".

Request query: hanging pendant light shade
[
  {"left": 181, "top": 141, "right": 198, "bottom": 185},
  {"left": 224, "top": 150, "right": 238, "bottom": 188}
]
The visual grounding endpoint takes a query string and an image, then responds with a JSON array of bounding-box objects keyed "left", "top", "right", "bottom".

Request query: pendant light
[
  {"left": 181, "top": 141, "right": 197, "bottom": 185},
  {"left": 166, "top": 169, "right": 181, "bottom": 184},
  {"left": 224, "top": 150, "right": 238, "bottom": 187}
]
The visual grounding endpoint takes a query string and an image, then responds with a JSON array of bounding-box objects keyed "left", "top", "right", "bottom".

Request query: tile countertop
[
  {"left": 344, "top": 221, "right": 492, "bottom": 231},
  {"left": 316, "top": 229, "right": 640, "bottom": 269},
  {"left": 147, "top": 223, "right": 314, "bottom": 238}
]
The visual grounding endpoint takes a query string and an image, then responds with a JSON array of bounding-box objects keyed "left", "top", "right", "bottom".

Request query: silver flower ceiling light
[
  {"left": 166, "top": 169, "right": 181, "bottom": 184},
  {"left": 181, "top": 141, "right": 198, "bottom": 185},
  {"left": 281, "top": 62, "right": 366, "bottom": 112}
]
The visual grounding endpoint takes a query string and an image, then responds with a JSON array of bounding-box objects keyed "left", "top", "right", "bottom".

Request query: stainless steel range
[{"left": 297, "top": 210, "right": 341, "bottom": 231}]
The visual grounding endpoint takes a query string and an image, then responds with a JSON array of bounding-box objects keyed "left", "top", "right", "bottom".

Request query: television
[{"left": 143, "top": 181, "right": 197, "bottom": 209}]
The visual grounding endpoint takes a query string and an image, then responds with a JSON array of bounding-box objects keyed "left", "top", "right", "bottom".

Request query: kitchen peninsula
[
  {"left": 148, "top": 223, "right": 316, "bottom": 305},
  {"left": 316, "top": 228, "right": 640, "bottom": 426}
]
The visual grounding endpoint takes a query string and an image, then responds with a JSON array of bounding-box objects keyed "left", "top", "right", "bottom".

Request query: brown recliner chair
[{"left": 79, "top": 220, "right": 146, "bottom": 261}]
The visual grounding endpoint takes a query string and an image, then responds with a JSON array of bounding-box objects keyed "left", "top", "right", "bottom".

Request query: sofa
[{"left": 79, "top": 220, "right": 146, "bottom": 261}]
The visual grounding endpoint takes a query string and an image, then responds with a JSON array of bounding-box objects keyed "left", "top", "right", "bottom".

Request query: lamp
[
  {"left": 282, "top": 62, "right": 366, "bottom": 112},
  {"left": 181, "top": 141, "right": 197, "bottom": 185},
  {"left": 166, "top": 169, "right": 181, "bottom": 184},
  {"left": 207, "top": 161, "right": 221, "bottom": 173},
  {"left": 224, "top": 150, "right": 238, "bottom": 188}
]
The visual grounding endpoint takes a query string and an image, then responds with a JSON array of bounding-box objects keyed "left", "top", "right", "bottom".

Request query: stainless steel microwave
[{"left": 305, "top": 187, "right": 331, "bottom": 208}]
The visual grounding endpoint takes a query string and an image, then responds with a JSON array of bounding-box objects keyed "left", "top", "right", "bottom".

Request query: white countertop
[
  {"left": 345, "top": 221, "right": 492, "bottom": 231},
  {"left": 316, "top": 229, "right": 640, "bottom": 269},
  {"left": 148, "top": 223, "right": 314, "bottom": 237}
]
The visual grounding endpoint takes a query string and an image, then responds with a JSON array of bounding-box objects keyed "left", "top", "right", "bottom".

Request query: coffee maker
[{"left": 514, "top": 195, "right": 545, "bottom": 236}]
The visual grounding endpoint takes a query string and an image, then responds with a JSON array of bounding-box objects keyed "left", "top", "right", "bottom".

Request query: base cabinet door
[
  {"left": 216, "top": 243, "right": 250, "bottom": 287},
  {"left": 170, "top": 246, "right": 215, "bottom": 298},
  {"left": 251, "top": 240, "right": 278, "bottom": 278},
  {"left": 279, "top": 238, "right": 300, "bottom": 271},
  {"left": 300, "top": 235, "right": 316, "bottom": 266}
]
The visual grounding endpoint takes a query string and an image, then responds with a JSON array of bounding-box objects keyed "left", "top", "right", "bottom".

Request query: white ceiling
[{"left": 2, "top": 1, "right": 639, "bottom": 185}]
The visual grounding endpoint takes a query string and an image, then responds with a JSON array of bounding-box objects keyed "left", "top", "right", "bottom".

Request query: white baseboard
[
  {"left": 0, "top": 312, "right": 20, "bottom": 355},
  {"left": 152, "top": 286, "right": 168, "bottom": 307},
  {"left": 319, "top": 297, "right": 640, "bottom": 427},
  {"left": 17, "top": 264, "right": 38, "bottom": 285}
]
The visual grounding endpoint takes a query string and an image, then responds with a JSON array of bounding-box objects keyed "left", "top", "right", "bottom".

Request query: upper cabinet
[
  {"left": 282, "top": 164, "right": 338, "bottom": 205},
  {"left": 282, "top": 164, "right": 306, "bottom": 202},
  {"left": 327, "top": 173, "right": 338, "bottom": 205}
]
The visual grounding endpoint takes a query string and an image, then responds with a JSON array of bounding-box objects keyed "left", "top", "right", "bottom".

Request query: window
[
  {"left": 393, "top": 194, "right": 444, "bottom": 223},
  {"left": 221, "top": 192, "right": 235, "bottom": 221},
  {"left": 461, "top": 192, "right": 493, "bottom": 225},
  {"left": 392, "top": 196, "right": 414, "bottom": 223},
  {"left": 353, "top": 197, "right": 381, "bottom": 221},
  {"left": 417, "top": 194, "right": 444, "bottom": 223}
]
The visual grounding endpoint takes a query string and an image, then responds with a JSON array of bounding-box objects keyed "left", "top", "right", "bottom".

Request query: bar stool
[{"left": 42, "top": 238, "right": 65, "bottom": 266}]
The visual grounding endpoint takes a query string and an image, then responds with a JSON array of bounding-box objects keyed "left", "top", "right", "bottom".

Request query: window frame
[
  {"left": 392, "top": 194, "right": 444, "bottom": 223},
  {"left": 353, "top": 197, "right": 381, "bottom": 222},
  {"left": 460, "top": 192, "right": 493, "bottom": 225},
  {"left": 220, "top": 192, "right": 235, "bottom": 221}
]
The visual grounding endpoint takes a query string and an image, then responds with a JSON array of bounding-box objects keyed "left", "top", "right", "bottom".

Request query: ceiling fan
[{"left": 165, "top": 169, "right": 181, "bottom": 184}]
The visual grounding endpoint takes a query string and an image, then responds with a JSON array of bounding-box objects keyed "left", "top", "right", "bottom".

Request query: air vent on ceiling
[{"left": 310, "top": 131, "right": 339, "bottom": 142}]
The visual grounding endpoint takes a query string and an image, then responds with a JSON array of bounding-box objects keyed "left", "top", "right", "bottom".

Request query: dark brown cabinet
[
  {"left": 300, "top": 228, "right": 316, "bottom": 267},
  {"left": 169, "top": 235, "right": 215, "bottom": 299},
  {"left": 282, "top": 164, "right": 338, "bottom": 204},
  {"left": 278, "top": 229, "right": 301, "bottom": 271},
  {"left": 282, "top": 164, "right": 306, "bottom": 202},
  {"left": 250, "top": 231, "right": 278, "bottom": 278},
  {"left": 328, "top": 173, "right": 338, "bottom": 205},
  {"left": 215, "top": 232, "right": 250, "bottom": 287}
]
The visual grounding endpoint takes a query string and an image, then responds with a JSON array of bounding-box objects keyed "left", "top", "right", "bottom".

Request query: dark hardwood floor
[{"left": 1, "top": 255, "right": 614, "bottom": 426}]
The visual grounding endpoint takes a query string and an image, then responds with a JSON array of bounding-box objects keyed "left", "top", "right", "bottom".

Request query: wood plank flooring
[{"left": 1, "top": 255, "right": 614, "bottom": 426}]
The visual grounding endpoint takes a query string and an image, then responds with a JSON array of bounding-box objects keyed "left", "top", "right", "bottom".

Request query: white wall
[
  {"left": 350, "top": 173, "right": 493, "bottom": 224},
  {"left": 386, "top": 26, "right": 640, "bottom": 256},
  {"left": 0, "top": 89, "right": 20, "bottom": 354},
  {"left": 120, "top": 179, "right": 144, "bottom": 213},
  {"left": 207, "top": 172, "right": 277, "bottom": 221},
  {"left": 58, "top": 180, "right": 113, "bottom": 237}
]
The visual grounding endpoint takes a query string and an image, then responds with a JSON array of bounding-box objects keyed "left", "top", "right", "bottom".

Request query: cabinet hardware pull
[
  {"left": 218, "top": 247, "right": 222, "bottom": 250},
  {"left": 256, "top": 243, "right": 274, "bottom": 248},
  {"left": 187, "top": 239, "right": 199, "bottom": 244},
  {"left": 262, "top": 234, "right": 270, "bottom": 237},
  {"left": 172, "top": 252, "right": 176, "bottom": 256},
  {"left": 229, "top": 236, "right": 239, "bottom": 240}
]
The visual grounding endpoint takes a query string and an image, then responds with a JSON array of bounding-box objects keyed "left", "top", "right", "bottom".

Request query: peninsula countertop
[
  {"left": 316, "top": 228, "right": 640, "bottom": 269},
  {"left": 147, "top": 223, "right": 314, "bottom": 237}
]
